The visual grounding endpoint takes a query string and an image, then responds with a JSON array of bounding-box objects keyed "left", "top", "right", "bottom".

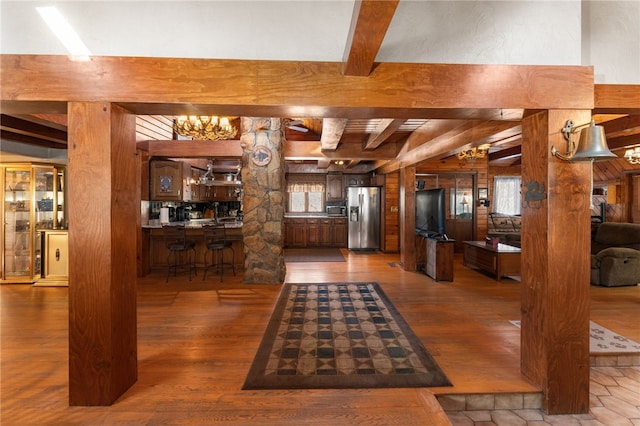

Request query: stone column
[{"left": 239, "top": 117, "right": 286, "bottom": 283}]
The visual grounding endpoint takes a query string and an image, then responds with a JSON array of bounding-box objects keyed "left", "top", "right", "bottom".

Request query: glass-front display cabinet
[{"left": 1, "top": 163, "right": 66, "bottom": 283}]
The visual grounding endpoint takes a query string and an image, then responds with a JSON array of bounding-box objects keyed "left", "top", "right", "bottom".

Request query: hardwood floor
[{"left": 1, "top": 251, "right": 638, "bottom": 425}]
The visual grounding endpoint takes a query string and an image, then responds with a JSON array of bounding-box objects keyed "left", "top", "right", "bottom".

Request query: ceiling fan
[{"left": 284, "top": 119, "right": 309, "bottom": 133}]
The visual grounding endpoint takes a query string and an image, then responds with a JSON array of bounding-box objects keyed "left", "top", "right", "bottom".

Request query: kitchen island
[{"left": 141, "top": 219, "right": 243, "bottom": 276}]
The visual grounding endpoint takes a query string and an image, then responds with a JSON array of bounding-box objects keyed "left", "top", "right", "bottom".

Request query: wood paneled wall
[
  {"left": 135, "top": 115, "right": 173, "bottom": 141},
  {"left": 383, "top": 172, "right": 400, "bottom": 252}
]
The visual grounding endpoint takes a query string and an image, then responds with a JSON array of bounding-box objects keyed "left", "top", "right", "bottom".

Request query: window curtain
[
  {"left": 493, "top": 176, "right": 521, "bottom": 215},
  {"left": 287, "top": 183, "right": 325, "bottom": 193}
]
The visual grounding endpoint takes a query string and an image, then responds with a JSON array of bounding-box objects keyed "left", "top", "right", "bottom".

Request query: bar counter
[{"left": 140, "top": 220, "right": 243, "bottom": 276}]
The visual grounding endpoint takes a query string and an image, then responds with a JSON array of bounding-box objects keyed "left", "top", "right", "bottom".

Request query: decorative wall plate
[{"left": 251, "top": 145, "right": 272, "bottom": 166}]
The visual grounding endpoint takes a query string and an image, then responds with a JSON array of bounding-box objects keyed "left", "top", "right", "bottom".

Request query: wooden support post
[
  {"left": 520, "top": 110, "right": 591, "bottom": 414},
  {"left": 67, "top": 102, "right": 138, "bottom": 405},
  {"left": 400, "top": 166, "right": 416, "bottom": 271}
]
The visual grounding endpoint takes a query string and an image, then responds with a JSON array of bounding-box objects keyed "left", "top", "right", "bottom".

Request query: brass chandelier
[
  {"left": 173, "top": 116, "right": 237, "bottom": 141},
  {"left": 458, "top": 144, "right": 491, "bottom": 161},
  {"left": 624, "top": 147, "right": 640, "bottom": 164}
]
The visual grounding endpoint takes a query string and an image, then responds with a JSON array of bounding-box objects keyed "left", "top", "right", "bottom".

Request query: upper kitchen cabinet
[
  {"left": 345, "top": 174, "right": 370, "bottom": 187},
  {"left": 326, "top": 174, "right": 344, "bottom": 201},
  {"left": 1, "top": 163, "right": 66, "bottom": 283},
  {"left": 150, "top": 160, "right": 191, "bottom": 202}
]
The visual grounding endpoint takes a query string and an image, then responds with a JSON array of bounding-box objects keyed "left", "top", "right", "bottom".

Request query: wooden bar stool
[
  {"left": 202, "top": 224, "right": 235, "bottom": 281},
  {"left": 162, "top": 225, "right": 197, "bottom": 282}
]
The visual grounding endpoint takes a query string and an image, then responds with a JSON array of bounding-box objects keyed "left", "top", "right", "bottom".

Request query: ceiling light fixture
[
  {"left": 173, "top": 116, "right": 237, "bottom": 141},
  {"left": 551, "top": 119, "right": 617, "bottom": 162},
  {"left": 458, "top": 144, "right": 491, "bottom": 161},
  {"left": 624, "top": 147, "right": 640, "bottom": 164}
]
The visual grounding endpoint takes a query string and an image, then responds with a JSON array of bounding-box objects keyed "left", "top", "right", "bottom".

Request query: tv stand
[{"left": 416, "top": 232, "right": 455, "bottom": 281}]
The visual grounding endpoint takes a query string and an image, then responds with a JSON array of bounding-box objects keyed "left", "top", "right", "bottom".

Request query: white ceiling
[{"left": 1, "top": 1, "right": 638, "bottom": 84}]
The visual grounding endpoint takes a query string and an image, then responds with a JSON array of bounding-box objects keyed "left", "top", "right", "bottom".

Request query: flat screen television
[{"left": 416, "top": 188, "right": 446, "bottom": 237}]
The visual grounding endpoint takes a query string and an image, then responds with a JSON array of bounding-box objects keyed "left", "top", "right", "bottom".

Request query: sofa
[
  {"left": 590, "top": 222, "right": 640, "bottom": 287},
  {"left": 488, "top": 213, "right": 521, "bottom": 247}
]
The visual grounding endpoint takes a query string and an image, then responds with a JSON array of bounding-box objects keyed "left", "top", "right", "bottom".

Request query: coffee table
[{"left": 463, "top": 241, "right": 521, "bottom": 280}]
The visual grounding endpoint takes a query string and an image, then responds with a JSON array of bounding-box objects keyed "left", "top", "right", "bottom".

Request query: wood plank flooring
[{"left": 1, "top": 250, "right": 638, "bottom": 425}]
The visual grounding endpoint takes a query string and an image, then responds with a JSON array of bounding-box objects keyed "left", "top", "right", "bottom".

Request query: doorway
[{"left": 417, "top": 173, "right": 476, "bottom": 252}]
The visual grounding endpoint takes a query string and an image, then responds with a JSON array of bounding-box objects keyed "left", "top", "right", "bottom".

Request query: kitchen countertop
[
  {"left": 285, "top": 213, "right": 347, "bottom": 218},
  {"left": 143, "top": 219, "right": 242, "bottom": 229}
]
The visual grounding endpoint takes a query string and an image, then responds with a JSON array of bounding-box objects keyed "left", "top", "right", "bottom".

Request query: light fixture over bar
[{"left": 173, "top": 116, "right": 237, "bottom": 141}]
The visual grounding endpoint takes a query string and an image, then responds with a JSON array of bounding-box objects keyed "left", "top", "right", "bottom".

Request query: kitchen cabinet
[
  {"left": 345, "top": 174, "right": 370, "bottom": 187},
  {"left": 326, "top": 174, "right": 344, "bottom": 201},
  {"left": 193, "top": 184, "right": 242, "bottom": 202},
  {"left": 319, "top": 219, "right": 334, "bottom": 246},
  {"left": 150, "top": 160, "right": 192, "bottom": 201},
  {"left": 307, "top": 219, "right": 319, "bottom": 245},
  {"left": 285, "top": 218, "right": 307, "bottom": 247},
  {"left": 333, "top": 218, "right": 347, "bottom": 247},
  {"left": 1, "top": 163, "right": 66, "bottom": 283},
  {"left": 284, "top": 217, "right": 347, "bottom": 248}
]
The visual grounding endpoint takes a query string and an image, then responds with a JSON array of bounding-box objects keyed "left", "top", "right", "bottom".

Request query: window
[
  {"left": 287, "top": 182, "right": 325, "bottom": 213},
  {"left": 493, "top": 176, "right": 521, "bottom": 215}
]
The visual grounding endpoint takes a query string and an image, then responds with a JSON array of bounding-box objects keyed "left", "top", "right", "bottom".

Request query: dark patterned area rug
[{"left": 243, "top": 282, "right": 452, "bottom": 390}]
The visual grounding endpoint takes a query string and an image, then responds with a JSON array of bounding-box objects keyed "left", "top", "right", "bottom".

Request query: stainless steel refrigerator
[{"left": 347, "top": 186, "right": 381, "bottom": 250}]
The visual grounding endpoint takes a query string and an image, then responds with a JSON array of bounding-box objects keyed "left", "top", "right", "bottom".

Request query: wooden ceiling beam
[
  {"left": 600, "top": 114, "right": 640, "bottom": 138},
  {"left": 363, "top": 118, "right": 405, "bottom": 150},
  {"left": 0, "top": 130, "right": 67, "bottom": 149},
  {"left": 594, "top": 84, "right": 640, "bottom": 113},
  {"left": 320, "top": 118, "right": 348, "bottom": 151},
  {"left": 286, "top": 139, "right": 398, "bottom": 160},
  {"left": 380, "top": 121, "right": 519, "bottom": 173},
  {"left": 342, "top": 0, "right": 400, "bottom": 76},
  {"left": 316, "top": 159, "right": 332, "bottom": 169},
  {"left": 606, "top": 134, "right": 640, "bottom": 151},
  {"left": 1, "top": 114, "right": 67, "bottom": 144},
  {"left": 489, "top": 145, "right": 522, "bottom": 161},
  {"left": 1, "top": 56, "right": 595, "bottom": 116},
  {"left": 138, "top": 140, "right": 243, "bottom": 158}
]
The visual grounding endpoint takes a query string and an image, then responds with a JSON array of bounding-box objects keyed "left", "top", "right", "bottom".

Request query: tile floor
[{"left": 443, "top": 365, "right": 640, "bottom": 425}]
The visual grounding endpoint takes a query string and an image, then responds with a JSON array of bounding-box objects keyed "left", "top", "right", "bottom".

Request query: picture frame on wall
[{"left": 478, "top": 188, "right": 488, "bottom": 200}]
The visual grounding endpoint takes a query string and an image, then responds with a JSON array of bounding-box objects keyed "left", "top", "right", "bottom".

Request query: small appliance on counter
[
  {"left": 189, "top": 210, "right": 203, "bottom": 220},
  {"left": 326, "top": 205, "right": 346, "bottom": 216},
  {"left": 176, "top": 206, "right": 190, "bottom": 222}
]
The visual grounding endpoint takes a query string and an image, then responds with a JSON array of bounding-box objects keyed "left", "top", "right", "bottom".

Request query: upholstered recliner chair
[{"left": 590, "top": 222, "right": 640, "bottom": 287}]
